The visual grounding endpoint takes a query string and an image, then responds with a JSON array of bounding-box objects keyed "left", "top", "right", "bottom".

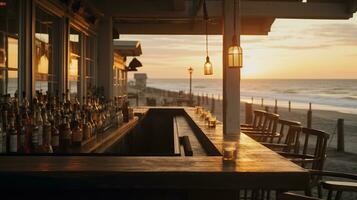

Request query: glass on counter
[
  {"left": 222, "top": 141, "right": 237, "bottom": 162},
  {"left": 208, "top": 116, "right": 217, "bottom": 128}
]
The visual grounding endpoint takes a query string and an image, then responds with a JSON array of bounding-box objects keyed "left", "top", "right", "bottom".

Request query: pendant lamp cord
[
  {"left": 203, "top": 0, "right": 209, "bottom": 57},
  {"left": 234, "top": 0, "right": 237, "bottom": 36}
]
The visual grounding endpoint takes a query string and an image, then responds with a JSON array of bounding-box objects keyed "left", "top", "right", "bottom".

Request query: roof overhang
[
  {"left": 92, "top": 0, "right": 357, "bottom": 35},
  {"left": 113, "top": 40, "right": 142, "bottom": 56}
]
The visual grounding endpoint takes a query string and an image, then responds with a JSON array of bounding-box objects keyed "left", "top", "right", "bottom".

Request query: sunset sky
[{"left": 122, "top": 14, "right": 357, "bottom": 80}]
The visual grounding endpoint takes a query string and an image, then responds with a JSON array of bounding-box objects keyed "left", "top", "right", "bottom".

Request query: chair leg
[
  {"left": 335, "top": 191, "right": 343, "bottom": 200},
  {"left": 318, "top": 184, "right": 323, "bottom": 198},
  {"left": 327, "top": 190, "right": 333, "bottom": 200}
]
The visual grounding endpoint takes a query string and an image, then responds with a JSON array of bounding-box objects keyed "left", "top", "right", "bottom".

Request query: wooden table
[{"left": 0, "top": 107, "right": 309, "bottom": 192}]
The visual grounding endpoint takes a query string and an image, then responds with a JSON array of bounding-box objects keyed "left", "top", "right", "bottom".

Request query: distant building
[{"left": 134, "top": 73, "right": 148, "bottom": 90}]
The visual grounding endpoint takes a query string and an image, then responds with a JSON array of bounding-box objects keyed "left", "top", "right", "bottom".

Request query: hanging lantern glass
[
  {"left": 204, "top": 56, "right": 213, "bottom": 75},
  {"left": 228, "top": 39, "right": 243, "bottom": 68}
]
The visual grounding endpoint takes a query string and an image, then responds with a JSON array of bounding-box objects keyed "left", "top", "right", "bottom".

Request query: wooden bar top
[{"left": 0, "top": 107, "right": 309, "bottom": 190}]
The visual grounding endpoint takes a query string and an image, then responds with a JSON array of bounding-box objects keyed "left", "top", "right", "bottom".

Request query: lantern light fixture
[
  {"left": 203, "top": 0, "right": 213, "bottom": 75},
  {"left": 228, "top": 0, "right": 243, "bottom": 68}
]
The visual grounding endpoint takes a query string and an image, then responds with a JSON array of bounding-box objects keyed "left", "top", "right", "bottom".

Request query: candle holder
[{"left": 208, "top": 116, "right": 216, "bottom": 128}]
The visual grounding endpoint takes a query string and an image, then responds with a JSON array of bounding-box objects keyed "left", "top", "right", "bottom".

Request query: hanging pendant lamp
[
  {"left": 203, "top": 0, "right": 213, "bottom": 75},
  {"left": 228, "top": 0, "right": 243, "bottom": 68}
]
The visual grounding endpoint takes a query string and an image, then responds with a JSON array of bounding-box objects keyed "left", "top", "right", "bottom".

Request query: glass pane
[
  {"left": 7, "top": 37, "right": 18, "bottom": 69},
  {"left": 0, "top": 69, "right": 5, "bottom": 94},
  {"left": 34, "top": 6, "right": 59, "bottom": 94},
  {"left": 0, "top": 0, "right": 19, "bottom": 96},
  {"left": 8, "top": 70, "right": 17, "bottom": 96},
  {"left": 69, "top": 27, "right": 81, "bottom": 100}
]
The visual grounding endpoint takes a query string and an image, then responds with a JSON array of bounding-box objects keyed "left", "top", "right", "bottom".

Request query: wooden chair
[
  {"left": 243, "top": 112, "right": 280, "bottom": 142},
  {"left": 279, "top": 127, "right": 330, "bottom": 171},
  {"left": 241, "top": 110, "right": 266, "bottom": 131},
  {"left": 278, "top": 170, "right": 357, "bottom": 200},
  {"left": 261, "top": 119, "right": 302, "bottom": 153}
]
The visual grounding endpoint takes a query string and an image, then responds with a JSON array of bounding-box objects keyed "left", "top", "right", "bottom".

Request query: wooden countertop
[{"left": 0, "top": 107, "right": 309, "bottom": 190}]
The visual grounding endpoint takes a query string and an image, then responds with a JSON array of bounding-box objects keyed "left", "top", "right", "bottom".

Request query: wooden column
[
  {"left": 97, "top": 16, "right": 114, "bottom": 99},
  {"left": 223, "top": 0, "right": 241, "bottom": 135},
  {"left": 19, "top": 0, "right": 34, "bottom": 100}
]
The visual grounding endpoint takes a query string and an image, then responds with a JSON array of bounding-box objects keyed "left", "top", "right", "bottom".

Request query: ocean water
[{"left": 145, "top": 79, "right": 357, "bottom": 114}]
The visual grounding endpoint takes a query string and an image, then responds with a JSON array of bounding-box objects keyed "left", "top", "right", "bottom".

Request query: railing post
[
  {"left": 245, "top": 103, "right": 253, "bottom": 124},
  {"left": 337, "top": 118, "right": 345, "bottom": 152},
  {"left": 307, "top": 103, "right": 312, "bottom": 128},
  {"left": 288, "top": 101, "right": 291, "bottom": 112},
  {"left": 261, "top": 98, "right": 264, "bottom": 107},
  {"left": 274, "top": 99, "right": 278, "bottom": 114}
]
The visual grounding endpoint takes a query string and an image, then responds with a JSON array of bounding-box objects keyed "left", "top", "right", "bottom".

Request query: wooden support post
[
  {"left": 337, "top": 118, "right": 345, "bottom": 152},
  {"left": 288, "top": 101, "right": 291, "bottom": 112},
  {"left": 223, "top": 0, "right": 241, "bottom": 135},
  {"left": 261, "top": 98, "right": 264, "bottom": 107},
  {"left": 274, "top": 99, "right": 278, "bottom": 114},
  {"left": 307, "top": 103, "right": 312, "bottom": 128},
  {"left": 98, "top": 16, "right": 114, "bottom": 99},
  {"left": 245, "top": 103, "right": 253, "bottom": 124}
]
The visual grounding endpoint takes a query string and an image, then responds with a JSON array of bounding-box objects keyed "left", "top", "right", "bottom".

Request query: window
[
  {"left": 34, "top": 6, "right": 60, "bottom": 94},
  {"left": 69, "top": 27, "right": 81, "bottom": 100},
  {"left": 0, "top": 0, "right": 19, "bottom": 96},
  {"left": 113, "top": 52, "right": 126, "bottom": 97},
  {"left": 85, "top": 35, "right": 95, "bottom": 96}
]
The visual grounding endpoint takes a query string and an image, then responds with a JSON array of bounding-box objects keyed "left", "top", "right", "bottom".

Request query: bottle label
[
  {"left": 32, "top": 130, "right": 38, "bottom": 145},
  {"left": 0, "top": 136, "right": 3, "bottom": 153},
  {"left": 38, "top": 126, "right": 43, "bottom": 146},
  {"left": 52, "top": 135, "right": 59, "bottom": 147},
  {"left": 10, "top": 135, "right": 17, "bottom": 152}
]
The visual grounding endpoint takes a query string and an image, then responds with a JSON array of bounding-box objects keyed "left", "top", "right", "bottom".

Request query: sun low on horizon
[{"left": 121, "top": 14, "right": 357, "bottom": 80}]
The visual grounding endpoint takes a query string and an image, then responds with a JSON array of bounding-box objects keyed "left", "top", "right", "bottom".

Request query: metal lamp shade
[
  {"left": 129, "top": 57, "right": 143, "bottom": 68},
  {"left": 228, "top": 45, "right": 243, "bottom": 68}
]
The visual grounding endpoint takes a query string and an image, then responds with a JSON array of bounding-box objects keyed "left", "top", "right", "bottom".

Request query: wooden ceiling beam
[
  {"left": 114, "top": 18, "right": 274, "bottom": 35},
  {"left": 93, "top": 0, "right": 355, "bottom": 20}
]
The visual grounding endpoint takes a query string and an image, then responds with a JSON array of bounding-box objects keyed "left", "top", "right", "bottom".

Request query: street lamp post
[{"left": 188, "top": 67, "right": 193, "bottom": 106}]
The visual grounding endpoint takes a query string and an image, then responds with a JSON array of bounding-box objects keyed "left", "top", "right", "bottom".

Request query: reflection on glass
[
  {"left": 8, "top": 37, "right": 18, "bottom": 69},
  {"left": 8, "top": 70, "right": 18, "bottom": 95},
  {"left": 0, "top": 0, "right": 19, "bottom": 96},
  {"left": 34, "top": 6, "right": 59, "bottom": 93},
  {"left": 69, "top": 28, "right": 81, "bottom": 99}
]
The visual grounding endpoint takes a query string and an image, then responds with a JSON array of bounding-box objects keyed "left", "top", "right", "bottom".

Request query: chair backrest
[
  {"left": 261, "top": 112, "right": 279, "bottom": 134},
  {"left": 276, "top": 119, "right": 302, "bottom": 150},
  {"left": 278, "top": 192, "right": 321, "bottom": 200},
  {"left": 252, "top": 110, "right": 266, "bottom": 129},
  {"left": 299, "top": 128, "right": 330, "bottom": 170}
]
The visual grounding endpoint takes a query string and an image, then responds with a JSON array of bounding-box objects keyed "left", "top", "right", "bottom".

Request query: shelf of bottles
[{"left": 0, "top": 90, "right": 134, "bottom": 154}]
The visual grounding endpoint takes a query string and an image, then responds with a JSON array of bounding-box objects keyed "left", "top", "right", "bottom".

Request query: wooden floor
[{"left": 0, "top": 107, "right": 309, "bottom": 192}]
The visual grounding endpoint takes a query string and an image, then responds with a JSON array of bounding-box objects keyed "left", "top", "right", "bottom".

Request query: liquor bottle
[
  {"left": 82, "top": 115, "right": 91, "bottom": 140},
  {"left": 51, "top": 112, "right": 60, "bottom": 153},
  {"left": 122, "top": 100, "right": 129, "bottom": 123},
  {"left": 36, "top": 107, "right": 44, "bottom": 149},
  {"left": 71, "top": 110, "right": 83, "bottom": 146},
  {"left": 8, "top": 114, "right": 18, "bottom": 153},
  {"left": 16, "top": 113, "right": 26, "bottom": 153},
  {"left": 0, "top": 114, "right": 5, "bottom": 153},
  {"left": 2, "top": 110, "right": 8, "bottom": 152},
  {"left": 61, "top": 116, "right": 72, "bottom": 153},
  {"left": 42, "top": 109, "right": 53, "bottom": 153}
]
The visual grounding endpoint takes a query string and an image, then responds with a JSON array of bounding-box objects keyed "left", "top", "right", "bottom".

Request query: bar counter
[{"left": 0, "top": 107, "right": 309, "bottom": 192}]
